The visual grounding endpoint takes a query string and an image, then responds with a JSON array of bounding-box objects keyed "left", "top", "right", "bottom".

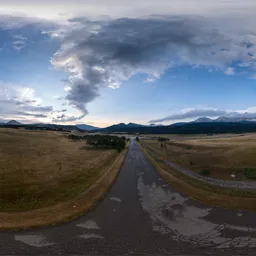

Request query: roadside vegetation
[
  {"left": 142, "top": 134, "right": 256, "bottom": 180},
  {"left": 0, "top": 129, "right": 124, "bottom": 212},
  {"left": 139, "top": 141, "right": 256, "bottom": 211},
  {"left": 68, "top": 134, "right": 127, "bottom": 152}
]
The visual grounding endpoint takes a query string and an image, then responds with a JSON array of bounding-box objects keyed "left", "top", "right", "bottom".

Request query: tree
[
  {"left": 117, "top": 138, "right": 126, "bottom": 152},
  {"left": 85, "top": 135, "right": 126, "bottom": 152}
]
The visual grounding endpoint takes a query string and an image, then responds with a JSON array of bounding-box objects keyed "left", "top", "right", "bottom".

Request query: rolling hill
[
  {"left": 76, "top": 124, "right": 99, "bottom": 131},
  {"left": 1, "top": 121, "right": 83, "bottom": 132},
  {"left": 6, "top": 120, "right": 22, "bottom": 125}
]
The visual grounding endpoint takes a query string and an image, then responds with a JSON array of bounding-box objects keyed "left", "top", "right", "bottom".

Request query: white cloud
[
  {"left": 250, "top": 74, "right": 256, "bottom": 79},
  {"left": 15, "top": 87, "right": 38, "bottom": 102},
  {"left": 224, "top": 67, "right": 235, "bottom": 75},
  {"left": 53, "top": 95, "right": 63, "bottom": 100},
  {"left": 12, "top": 34, "right": 28, "bottom": 51},
  {"left": 145, "top": 73, "right": 161, "bottom": 83},
  {"left": 149, "top": 108, "right": 228, "bottom": 123},
  {"left": 0, "top": 83, "right": 86, "bottom": 123},
  {"left": 149, "top": 107, "right": 256, "bottom": 123},
  {"left": 52, "top": 113, "right": 85, "bottom": 123},
  {"left": 0, "top": 83, "right": 53, "bottom": 122},
  {"left": 1, "top": 1, "right": 256, "bottom": 21}
]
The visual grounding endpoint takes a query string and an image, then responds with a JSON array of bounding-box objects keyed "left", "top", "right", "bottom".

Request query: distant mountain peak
[
  {"left": 75, "top": 124, "right": 99, "bottom": 131},
  {"left": 215, "top": 116, "right": 230, "bottom": 122},
  {"left": 193, "top": 117, "right": 213, "bottom": 123},
  {"left": 126, "top": 122, "right": 143, "bottom": 127},
  {"left": 192, "top": 115, "right": 256, "bottom": 123},
  {"left": 6, "top": 120, "right": 22, "bottom": 125},
  {"left": 149, "top": 123, "right": 164, "bottom": 127}
]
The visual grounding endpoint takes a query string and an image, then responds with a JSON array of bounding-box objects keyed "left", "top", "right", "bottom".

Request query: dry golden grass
[
  {"left": 142, "top": 134, "right": 256, "bottom": 180},
  {"left": 139, "top": 143, "right": 256, "bottom": 211},
  {"left": 0, "top": 144, "right": 129, "bottom": 230},
  {"left": 0, "top": 128, "right": 118, "bottom": 211}
]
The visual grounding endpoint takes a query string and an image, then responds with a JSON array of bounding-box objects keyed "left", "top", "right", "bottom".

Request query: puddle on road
[
  {"left": 137, "top": 175, "right": 256, "bottom": 249},
  {"left": 237, "top": 212, "right": 243, "bottom": 217},
  {"left": 110, "top": 197, "right": 122, "bottom": 203},
  {"left": 79, "top": 233, "right": 104, "bottom": 239},
  {"left": 14, "top": 234, "right": 55, "bottom": 247},
  {"left": 76, "top": 220, "right": 100, "bottom": 229}
]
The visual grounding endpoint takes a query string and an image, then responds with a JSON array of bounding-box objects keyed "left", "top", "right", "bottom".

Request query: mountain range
[
  {"left": 1, "top": 116, "right": 256, "bottom": 134},
  {"left": 1, "top": 121, "right": 82, "bottom": 132},
  {"left": 193, "top": 116, "right": 256, "bottom": 123},
  {"left": 75, "top": 124, "right": 99, "bottom": 131}
]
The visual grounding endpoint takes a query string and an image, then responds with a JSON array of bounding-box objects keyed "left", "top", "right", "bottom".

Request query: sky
[{"left": 0, "top": 0, "right": 256, "bottom": 127}]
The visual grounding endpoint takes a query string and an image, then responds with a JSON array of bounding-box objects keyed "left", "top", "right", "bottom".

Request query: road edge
[
  {"left": 138, "top": 142, "right": 256, "bottom": 212},
  {"left": 0, "top": 142, "right": 130, "bottom": 230}
]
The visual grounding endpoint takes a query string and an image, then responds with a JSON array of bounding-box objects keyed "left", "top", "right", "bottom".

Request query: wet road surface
[{"left": 0, "top": 139, "right": 256, "bottom": 255}]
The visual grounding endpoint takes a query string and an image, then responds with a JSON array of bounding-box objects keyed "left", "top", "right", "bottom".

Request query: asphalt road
[{"left": 0, "top": 139, "right": 256, "bottom": 255}]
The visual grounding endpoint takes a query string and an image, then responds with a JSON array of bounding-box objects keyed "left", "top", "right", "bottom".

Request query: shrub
[
  {"left": 158, "top": 137, "right": 169, "bottom": 142},
  {"left": 244, "top": 168, "right": 256, "bottom": 180},
  {"left": 68, "top": 134, "right": 88, "bottom": 141},
  {"left": 200, "top": 169, "right": 211, "bottom": 176},
  {"left": 86, "top": 135, "right": 126, "bottom": 152}
]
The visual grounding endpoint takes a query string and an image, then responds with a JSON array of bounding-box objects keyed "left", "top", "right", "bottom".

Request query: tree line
[
  {"left": 98, "top": 122, "right": 256, "bottom": 134},
  {"left": 68, "top": 134, "right": 128, "bottom": 152}
]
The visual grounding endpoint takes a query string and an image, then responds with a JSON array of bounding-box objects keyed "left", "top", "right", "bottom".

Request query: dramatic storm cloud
[{"left": 51, "top": 14, "right": 256, "bottom": 117}]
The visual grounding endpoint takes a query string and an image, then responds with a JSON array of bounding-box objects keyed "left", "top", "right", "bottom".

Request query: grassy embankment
[
  {"left": 140, "top": 134, "right": 256, "bottom": 211},
  {"left": 142, "top": 134, "right": 256, "bottom": 180},
  {"left": 0, "top": 128, "right": 129, "bottom": 229}
]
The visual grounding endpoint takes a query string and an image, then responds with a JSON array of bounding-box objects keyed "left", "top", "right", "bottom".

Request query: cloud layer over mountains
[{"left": 150, "top": 108, "right": 256, "bottom": 123}]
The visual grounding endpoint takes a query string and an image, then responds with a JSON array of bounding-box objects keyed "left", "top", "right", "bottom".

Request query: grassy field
[
  {"left": 0, "top": 128, "right": 119, "bottom": 212},
  {"left": 141, "top": 133, "right": 256, "bottom": 180},
  {"left": 139, "top": 144, "right": 256, "bottom": 211}
]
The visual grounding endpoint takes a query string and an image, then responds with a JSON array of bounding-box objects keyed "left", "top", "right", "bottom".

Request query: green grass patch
[
  {"left": 244, "top": 168, "right": 256, "bottom": 180},
  {"left": 200, "top": 169, "right": 211, "bottom": 176}
]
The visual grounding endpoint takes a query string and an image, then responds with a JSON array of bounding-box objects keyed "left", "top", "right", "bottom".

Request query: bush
[
  {"left": 158, "top": 137, "right": 169, "bottom": 142},
  {"left": 200, "top": 169, "right": 211, "bottom": 176},
  {"left": 86, "top": 135, "right": 126, "bottom": 152},
  {"left": 68, "top": 134, "right": 88, "bottom": 141},
  {"left": 244, "top": 168, "right": 256, "bottom": 180}
]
